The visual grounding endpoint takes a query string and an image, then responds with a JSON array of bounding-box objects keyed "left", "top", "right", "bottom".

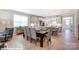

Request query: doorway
[{"left": 62, "top": 16, "right": 74, "bottom": 31}]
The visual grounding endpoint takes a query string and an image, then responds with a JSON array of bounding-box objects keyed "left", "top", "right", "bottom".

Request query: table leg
[{"left": 40, "top": 36, "right": 44, "bottom": 47}]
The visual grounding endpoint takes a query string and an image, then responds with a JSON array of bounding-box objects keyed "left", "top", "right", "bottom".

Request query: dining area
[
  {"left": 0, "top": 9, "right": 62, "bottom": 49},
  {"left": 12, "top": 16, "right": 62, "bottom": 49},
  {"left": 0, "top": 9, "right": 78, "bottom": 50},
  {"left": 23, "top": 24, "right": 61, "bottom": 48}
]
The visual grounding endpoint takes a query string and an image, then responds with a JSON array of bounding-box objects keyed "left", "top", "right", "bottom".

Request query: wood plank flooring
[{"left": 3, "top": 29, "right": 79, "bottom": 50}]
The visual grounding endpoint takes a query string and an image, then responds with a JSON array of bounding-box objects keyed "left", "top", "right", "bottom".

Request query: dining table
[{"left": 36, "top": 29, "right": 48, "bottom": 48}]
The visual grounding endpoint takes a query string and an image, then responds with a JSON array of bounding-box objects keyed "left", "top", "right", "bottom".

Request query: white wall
[
  {"left": 30, "top": 16, "right": 43, "bottom": 28},
  {"left": 74, "top": 10, "right": 79, "bottom": 39},
  {"left": 0, "top": 10, "right": 13, "bottom": 31}
]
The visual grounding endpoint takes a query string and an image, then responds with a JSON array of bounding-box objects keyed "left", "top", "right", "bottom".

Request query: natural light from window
[{"left": 14, "top": 15, "right": 28, "bottom": 27}]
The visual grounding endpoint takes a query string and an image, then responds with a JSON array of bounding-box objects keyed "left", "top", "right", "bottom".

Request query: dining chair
[
  {"left": 24, "top": 27, "right": 28, "bottom": 40},
  {"left": 26, "top": 27, "right": 31, "bottom": 40},
  {"left": 44, "top": 28, "right": 52, "bottom": 46},
  {"left": 52, "top": 28, "right": 58, "bottom": 36},
  {"left": 30, "top": 28, "right": 40, "bottom": 45}
]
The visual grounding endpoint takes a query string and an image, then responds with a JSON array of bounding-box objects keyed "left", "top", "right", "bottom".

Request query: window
[
  {"left": 63, "top": 17, "right": 72, "bottom": 26},
  {"left": 14, "top": 15, "right": 28, "bottom": 27}
]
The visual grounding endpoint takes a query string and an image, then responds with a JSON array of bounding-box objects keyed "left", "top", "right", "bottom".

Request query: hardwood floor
[{"left": 3, "top": 29, "right": 79, "bottom": 50}]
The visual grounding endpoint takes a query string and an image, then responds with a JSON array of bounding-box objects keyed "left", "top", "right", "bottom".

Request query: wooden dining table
[{"left": 36, "top": 30, "right": 48, "bottom": 48}]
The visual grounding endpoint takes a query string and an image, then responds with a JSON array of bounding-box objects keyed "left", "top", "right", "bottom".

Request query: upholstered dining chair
[
  {"left": 30, "top": 28, "right": 40, "bottom": 44},
  {"left": 24, "top": 27, "right": 28, "bottom": 40},
  {"left": 44, "top": 28, "right": 52, "bottom": 46},
  {"left": 52, "top": 27, "right": 58, "bottom": 36},
  {"left": 26, "top": 27, "right": 31, "bottom": 40}
]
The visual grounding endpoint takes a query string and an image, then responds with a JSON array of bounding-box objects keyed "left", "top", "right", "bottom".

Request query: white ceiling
[{"left": 13, "top": 9, "right": 77, "bottom": 17}]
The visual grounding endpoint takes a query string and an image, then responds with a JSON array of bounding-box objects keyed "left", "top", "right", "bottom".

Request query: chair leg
[
  {"left": 47, "top": 39, "right": 51, "bottom": 46},
  {"left": 49, "top": 38, "right": 51, "bottom": 44}
]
